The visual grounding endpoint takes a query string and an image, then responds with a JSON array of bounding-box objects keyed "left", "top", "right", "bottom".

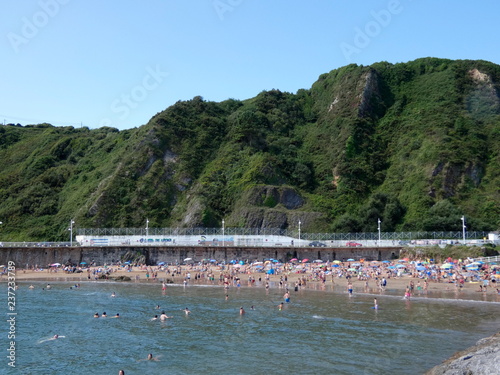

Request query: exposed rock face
[
  {"left": 425, "top": 332, "right": 500, "bottom": 375},
  {"left": 358, "top": 69, "right": 381, "bottom": 118},
  {"left": 245, "top": 185, "right": 304, "bottom": 209}
]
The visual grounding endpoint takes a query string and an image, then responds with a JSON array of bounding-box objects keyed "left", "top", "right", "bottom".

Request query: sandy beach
[{"left": 8, "top": 261, "right": 500, "bottom": 300}]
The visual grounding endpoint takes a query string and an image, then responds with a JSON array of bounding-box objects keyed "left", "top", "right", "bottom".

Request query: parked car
[
  {"left": 346, "top": 241, "right": 362, "bottom": 247},
  {"left": 309, "top": 241, "right": 327, "bottom": 247}
]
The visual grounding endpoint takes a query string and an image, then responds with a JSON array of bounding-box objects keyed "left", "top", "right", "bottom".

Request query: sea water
[{"left": 7, "top": 281, "right": 500, "bottom": 375}]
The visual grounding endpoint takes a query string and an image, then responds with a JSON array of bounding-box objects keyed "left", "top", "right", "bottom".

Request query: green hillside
[{"left": 1, "top": 58, "right": 499, "bottom": 241}]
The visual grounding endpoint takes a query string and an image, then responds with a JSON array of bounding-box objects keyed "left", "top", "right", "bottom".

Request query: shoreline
[{"left": 7, "top": 266, "right": 500, "bottom": 303}]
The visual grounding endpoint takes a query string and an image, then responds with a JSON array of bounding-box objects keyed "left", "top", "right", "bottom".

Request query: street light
[
  {"left": 69, "top": 219, "right": 75, "bottom": 246},
  {"left": 298, "top": 220, "right": 301, "bottom": 243},
  {"left": 377, "top": 218, "right": 381, "bottom": 247},
  {"left": 222, "top": 219, "right": 225, "bottom": 247},
  {"left": 146, "top": 219, "right": 149, "bottom": 239},
  {"left": 461, "top": 216, "right": 466, "bottom": 244}
]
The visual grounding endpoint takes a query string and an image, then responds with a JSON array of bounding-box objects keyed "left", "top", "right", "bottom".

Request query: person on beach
[
  {"left": 404, "top": 286, "right": 411, "bottom": 300},
  {"left": 347, "top": 281, "right": 353, "bottom": 297}
]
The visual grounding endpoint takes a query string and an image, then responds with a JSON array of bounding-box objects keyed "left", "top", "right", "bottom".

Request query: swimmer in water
[
  {"left": 118, "top": 371, "right": 125, "bottom": 375},
  {"left": 278, "top": 302, "right": 284, "bottom": 311},
  {"left": 373, "top": 298, "right": 378, "bottom": 310},
  {"left": 102, "top": 312, "right": 107, "bottom": 318},
  {"left": 183, "top": 307, "right": 191, "bottom": 315},
  {"left": 111, "top": 292, "right": 116, "bottom": 297},
  {"left": 94, "top": 312, "right": 100, "bottom": 318},
  {"left": 29, "top": 285, "right": 35, "bottom": 289},
  {"left": 151, "top": 315, "right": 158, "bottom": 321},
  {"left": 240, "top": 307, "right": 245, "bottom": 315},
  {"left": 138, "top": 353, "right": 161, "bottom": 362},
  {"left": 160, "top": 312, "right": 172, "bottom": 321},
  {"left": 112, "top": 313, "right": 120, "bottom": 318},
  {"left": 38, "top": 334, "right": 65, "bottom": 343}
]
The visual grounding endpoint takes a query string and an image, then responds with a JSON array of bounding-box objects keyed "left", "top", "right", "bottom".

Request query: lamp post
[
  {"left": 461, "top": 216, "right": 466, "bottom": 244},
  {"left": 69, "top": 219, "right": 75, "bottom": 246},
  {"left": 222, "top": 219, "right": 225, "bottom": 247},
  {"left": 146, "top": 218, "right": 149, "bottom": 240},
  {"left": 377, "top": 218, "right": 381, "bottom": 247},
  {"left": 298, "top": 220, "right": 301, "bottom": 244}
]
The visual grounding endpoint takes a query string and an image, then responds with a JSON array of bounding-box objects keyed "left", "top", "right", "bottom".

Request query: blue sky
[{"left": 1, "top": 0, "right": 499, "bottom": 130}]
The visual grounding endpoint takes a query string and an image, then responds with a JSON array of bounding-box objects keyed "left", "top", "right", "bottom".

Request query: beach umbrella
[
  {"left": 347, "top": 258, "right": 355, "bottom": 261},
  {"left": 440, "top": 263, "right": 453, "bottom": 269},
  {"left": 302, "top": 259, "right": 310, "bottom": 263},
  {"left": 290, "top": 258, "right": 298, "bottom": 262},
  {"left": 313, "top": 260, "right": 323, "bottom": 263},
  {"left": 332, "top": 260, "right": 341, "bottom": 264},
  {"left": 184, "top": 258, "right": 192, "bottom": 262},
  {"left": 382, "top": 260, "right": 391, "bottom": 263},
  {"left": 80, "top": 262, "right": 87, "bottom": 265},
  {"left": 124, "top": 261, "right": 131, "bottom": 264},
  {"left": 388, "top": 266, "right": 396, "bottom": 269},
  {"left": 157, "top": 262, "right": 165, "bottom": 266},
  {"left": 348, "top": 268, "right": 357, "bottom": 271},
  {"left": 51, "top": 263, "right": 61, "bottom": 267},
  {"left": 416, "top": 266, "right": 426, "bottom": 271},
  {"left": 210, "top": 259, "right": 217, "bottom": 263},
  {"left": 352, "top": 262, "right": 361, "bottom": 267},
  {"left": 396, "top": 264, "right": 406, "bottom": 268},
  {"left": 233, "top": 264, "right": 242, "bottom": 268},
  {"left": 253, "top": 261, "right": 263, "bottom": 265},
  {"left": 332, "top": 264, "right": 340, "bottom": 268}
]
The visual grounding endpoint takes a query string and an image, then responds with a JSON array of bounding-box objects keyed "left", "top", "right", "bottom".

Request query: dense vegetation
[{"left": 1, "top": 58, "right": 499, "bottom": 241}]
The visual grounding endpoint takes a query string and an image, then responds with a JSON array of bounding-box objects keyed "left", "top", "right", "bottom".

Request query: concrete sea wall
[{"left": 0, "top": 246, "right": 402, "bottom": 267}]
